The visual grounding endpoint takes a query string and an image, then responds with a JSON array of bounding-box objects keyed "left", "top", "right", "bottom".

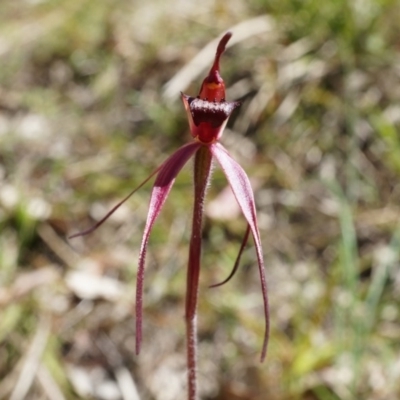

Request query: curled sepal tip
[
  {"left": 211, "top": 32, "right": 232, "bottom": 79},
  {"left": 199, "top": 32, "right": 232, "bottom": 102},
  {"left": 209, "top": 224, "right": 250, "bottom": 288}
]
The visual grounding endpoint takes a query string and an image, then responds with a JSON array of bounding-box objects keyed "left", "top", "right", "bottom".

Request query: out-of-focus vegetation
[{"left": 1, "top": 0, "right": 400, "bottom": 399}]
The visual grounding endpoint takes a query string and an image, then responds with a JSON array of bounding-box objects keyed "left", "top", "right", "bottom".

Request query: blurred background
[{"left": 1, "top": 0, "right": 400, "bottom": 399}]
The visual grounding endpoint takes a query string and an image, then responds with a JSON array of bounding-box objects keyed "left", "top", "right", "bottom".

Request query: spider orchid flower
[{"left": 70, "top": 32, "right": 269, "bottom": 399}]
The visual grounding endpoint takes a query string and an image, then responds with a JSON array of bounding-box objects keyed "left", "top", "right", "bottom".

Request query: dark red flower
[{"left": 71, "top": 32, "right": 269, "bottom": 400}]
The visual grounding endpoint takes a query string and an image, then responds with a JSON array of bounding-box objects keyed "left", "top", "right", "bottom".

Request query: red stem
[{"left": 185, "top": 146, "right": 212, "bottom": 400}]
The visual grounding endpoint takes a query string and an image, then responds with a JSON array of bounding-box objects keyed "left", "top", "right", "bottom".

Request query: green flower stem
[{"left": 185, "top": 145, "right": 213, "bottom": 400}]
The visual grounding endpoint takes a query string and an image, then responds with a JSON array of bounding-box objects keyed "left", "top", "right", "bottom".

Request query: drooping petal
[
  {"left": 210, "top": 142, "right": 269, "bottom": 361},
  {"left": 209, "top": 223, "right": 250, "bottom": 288},
  {"left": 136, "top": 141, "right": 202, "bottom": 355},
  {"left": 69, "top": 167, "right": 162, "bottom": 239}
]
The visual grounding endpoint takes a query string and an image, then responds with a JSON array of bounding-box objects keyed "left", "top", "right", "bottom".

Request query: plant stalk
[{"left": 185, "top": 145, "right": 212, "bottom": 400}]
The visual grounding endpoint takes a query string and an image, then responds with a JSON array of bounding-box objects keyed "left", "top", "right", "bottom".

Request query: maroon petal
[
  {"left": 69, "top": 167, "right": 162, "bottom": 239},
  {"left": 135, "top": 141, "right": 202, "bottom": 354},
  {"left": 209, "top": 223, "right": 250, "bottom": 288},
  {"left": 210, "top": 142, "right": 269, "bottom": 361}
]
